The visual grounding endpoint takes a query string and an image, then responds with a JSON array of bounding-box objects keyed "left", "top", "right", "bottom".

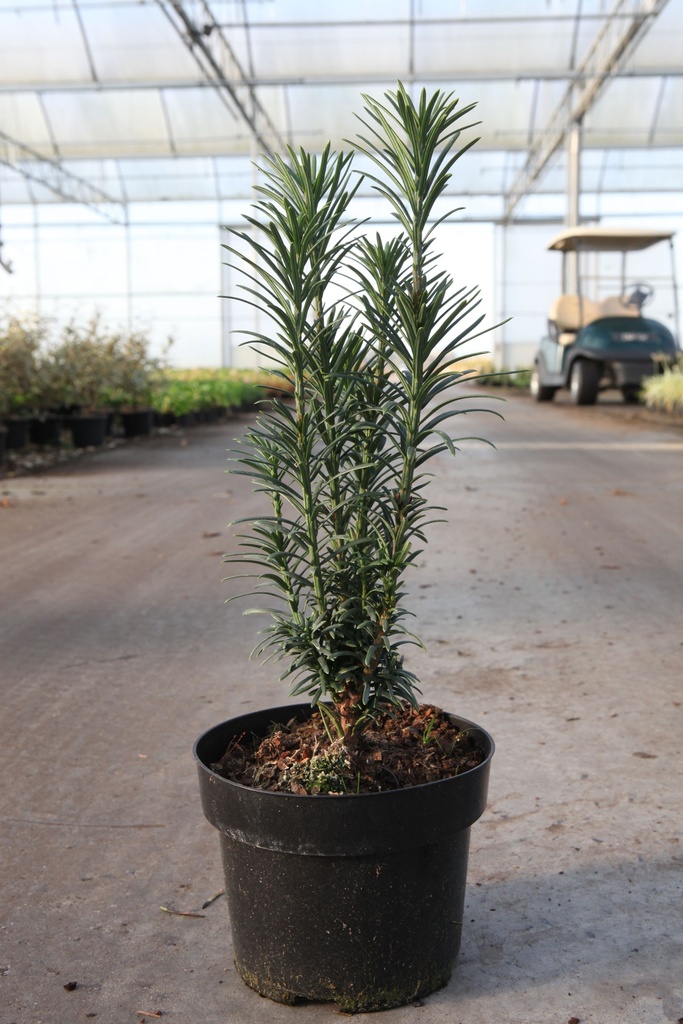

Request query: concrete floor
[{"left": 1, "top": 392, "right": 682, "bottom": 1024}]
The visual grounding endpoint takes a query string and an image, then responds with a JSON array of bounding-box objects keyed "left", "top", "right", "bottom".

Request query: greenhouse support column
[
  {"left": 125, "top": 213, "right": 133, "bottom": 332},
  {"left": 33, "top": 205, "right": 41, "bottom": 315},
  {"left": 494, "top": 223, "right": 507, "bottom": 370},
  {"left": 566, "top": 118, "right": 582, "bottom": 295}
]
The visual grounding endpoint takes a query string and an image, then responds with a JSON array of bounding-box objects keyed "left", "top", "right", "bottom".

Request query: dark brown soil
[{"left": 213, "top": 703, "right": 486, "bottom": 795}]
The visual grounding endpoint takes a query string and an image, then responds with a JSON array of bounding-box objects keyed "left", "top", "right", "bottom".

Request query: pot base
[
  {"left": 235, "top": 959, "right": 452, "bottom": 1013},
  {"left": 219, "top": 827, "right": 470, "bottom": 1013}
]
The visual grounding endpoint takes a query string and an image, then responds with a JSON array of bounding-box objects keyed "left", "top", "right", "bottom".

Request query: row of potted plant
[
  {"left": 0, "top": 313, "right": 158, "bottom": 417},
  {"left": 0, "top": 313, "right": 287, "bottom": 456},
  {"left": 0, "top": 313, "right": 160, "bottom": 449},
  {"left": 151, "top": 368, "right": 286, "bottom": 424}
]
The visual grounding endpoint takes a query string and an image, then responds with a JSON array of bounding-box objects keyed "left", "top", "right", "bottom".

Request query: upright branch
[{"left": 225, "top": 86, "right": 498, "bottom": 748}]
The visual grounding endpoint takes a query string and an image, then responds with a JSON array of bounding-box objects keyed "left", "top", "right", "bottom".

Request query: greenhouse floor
[{"left": 1, "top": 391, "right": 682, "bottom": 1024}]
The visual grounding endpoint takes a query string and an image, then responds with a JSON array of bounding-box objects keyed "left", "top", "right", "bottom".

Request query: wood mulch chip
[{"left": 213, "top": 703, "right": 486, "bottom": 795}]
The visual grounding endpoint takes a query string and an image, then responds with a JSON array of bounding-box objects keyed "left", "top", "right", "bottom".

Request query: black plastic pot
[
  {"left": 3, "top": 416, "right": 31, "bottom": 450},
  {"left": 121, "top": 408, "right": 153, "bottom": 438},
  {"left": 175, "top": 412, "right": 196, "bottom": 428},
  {"left": 154, "top": 411, "right": 176, "bottom": 428},
  {"left": 194, "top": 703, "right": 494, "bottom": 1013},
  {"left": 30, "top": 415, "right": 63, "bottom": 446},
  {"left": 70, "top": 413, "right": 107, "bottom": 448}
]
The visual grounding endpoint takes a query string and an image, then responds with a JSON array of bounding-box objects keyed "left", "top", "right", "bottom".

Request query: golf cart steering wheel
[{"left": 622, "top": 281, "right": 654, "bottom": 310}]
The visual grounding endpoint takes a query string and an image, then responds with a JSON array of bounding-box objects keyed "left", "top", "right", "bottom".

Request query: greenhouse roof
[{"left": 0, "top": 0, "right": 681, "bottom": 219}]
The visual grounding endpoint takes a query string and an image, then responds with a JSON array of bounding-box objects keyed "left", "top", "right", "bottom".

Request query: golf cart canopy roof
[{"left": 548, "top": 228, "right": 675, "bottom": 253}]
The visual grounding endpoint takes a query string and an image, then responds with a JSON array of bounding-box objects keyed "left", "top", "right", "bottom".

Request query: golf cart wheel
[
  {"left": 530, "top": 367, "right": 556, "bottom": 402},
  {"left": 570, "top": 360, "right": 600, "bottom": 406},
  {"left": 621, "top": 386, "right": 641, "bottom": 404}
]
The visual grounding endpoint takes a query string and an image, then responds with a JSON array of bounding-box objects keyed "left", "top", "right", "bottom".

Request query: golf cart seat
[
  {"left": 549, "top": 294, "right": 601, "bottom": 344},
  {"left": 598, "top": 295, "right": 640, "bottom": 318}
]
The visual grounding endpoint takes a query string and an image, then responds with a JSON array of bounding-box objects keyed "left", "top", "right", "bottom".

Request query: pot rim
[
  {"left": 194, "top": 702, "right": 494, "bottom": 854},
  {"left": 193, "top": 701, "right": 495, "bottom": 801}
]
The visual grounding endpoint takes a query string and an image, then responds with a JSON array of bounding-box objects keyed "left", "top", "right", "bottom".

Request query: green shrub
[
  {"left": 152, "top": 368, "right": 283, "bottom": 418},
  {"left": 100, "top": 330, "right": 168, "bottom": 410},
  {"left": 0, "top": 315, "right": 47, "bottom": 416},
  {"left": 641, "top": 359, "right": 683, "bottom": 414}
]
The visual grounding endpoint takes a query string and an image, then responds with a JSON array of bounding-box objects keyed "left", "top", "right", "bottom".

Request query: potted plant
[
  {"left": 51, "top": 315, "right": 116, "bottom": 447},
  {"left": 28, "top": 343, "right": 73, "bottom": 445},
  {"left": 0, "top": 315, "right": 44, "bottom": 449},
  {"left": 194, "top": 85, "right": 498, "bottom": 1013},
  {"left": 104, "top": 328, "right": 167, "bottom": 437}
]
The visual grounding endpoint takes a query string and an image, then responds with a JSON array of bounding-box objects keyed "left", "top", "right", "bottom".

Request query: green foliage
[
  {"left": 276, "top": 750, "right": 351, "bottom": 795},
  {"left": 457, "top": 357, "right": 530, "bottom": 389},
  {"left": 100, "top": 330, "right": 168, "bottom": 410},
  {"left": 641, "top": 356, "right": 683, "bottom": 413},
  {"left": 49, "top": 315, "right": 161, "bottom": 413},
  {"left": 0, "top": 307, "right": 285, "bottom": 423},
  {"left": 0, "top": 315, "right": 47, "bottom": 415},
  {"left": 225, "top": 85, "right": 498, "bottom": 740},
  {"left": 151, "top": 368, "right": 277, "bottom": 417}
]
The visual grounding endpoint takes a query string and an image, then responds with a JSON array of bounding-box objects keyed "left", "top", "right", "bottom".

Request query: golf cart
[{"left": 530, "top": 228, "right": 679, "bottom": 405}]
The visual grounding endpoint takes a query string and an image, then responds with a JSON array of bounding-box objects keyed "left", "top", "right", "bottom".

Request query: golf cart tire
[
  {"left": 570, "top": 359, "right": 600, "bottom": 406},
  {"left": 530, "top": 367, "right": 557, "bottom": 402}
]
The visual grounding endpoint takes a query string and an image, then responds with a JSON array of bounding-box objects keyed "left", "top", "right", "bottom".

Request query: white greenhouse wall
[
  {"left": 2, "top": 200, "right": 681, "bottom": 373},
  {"left": 219, "top": 219, "right": 498, "bottom": 370},
  {"left": 0, "top": 201, "right": 226, "bottom": 368}
]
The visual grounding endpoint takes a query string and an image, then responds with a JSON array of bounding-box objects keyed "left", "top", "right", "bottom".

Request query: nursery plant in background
[
  {"left": 0, "top": 315, "right": 45, "bottom": 448},
  {"left": 194, "top": 84, "right": 499, "bottom": 1013},
  {"left": 104, "top": 329, "right": 169, "bottom": 437},
  {"left": 50, "top": 315, "right": 118, "bottom": 446},
  {"left": 641, "top": 354, "right": 683, "bottom": 413}
]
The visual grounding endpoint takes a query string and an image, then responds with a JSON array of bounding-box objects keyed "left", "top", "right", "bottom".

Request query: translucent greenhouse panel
[
  {"left": 76, "top": 4, "right": 198, "bottom": 82},
  {"left": 130, "top": 221, "right": 219, "bottom": 299},
  {"left": 56, "top": 159, "right": 127, "bottom": 203},
  {"left": 585, "top": 79, "right": 672, "bottom": 149},
  {"left": 652, "top": 80, "right": 683, "bottom": 148},
  {"left": 412, "top": 80, "right": 540, "bottom": 152},
  {"left": 162, "top": 88, "right": 256, "bottom": 157},
  {"left": 594, "top": 148, "right": 683, "bottom": 194},
  {"left": 632, "top": 0, "right": 683, "bottom": 68},
  {"left": 532, "top": 80, "right": 572, "bottom": 133},
  {"left": 0, "top": 227, "right": 39, "bottom": 306},
  {"left": 416, "top": 0, "right": 615, "bottom": 16},
  {"left": 25, "top": 221, "right": 128, "bottom": 297},
  {"left": 250, "top": 22, "right": 409, "bottom": 79},
  {"left": 114, "top": 158, "right": 222, "bottom": 203},
  {"left": 132, "top": 291, "right": 222, "bottom": 368},
  {"left": 0, "top": 93, "right": 53, "bottom": 153},
  {"left": 42, "top": 91, "right": 172, "bottom": 159},
  {"left": 219, "top": 221, "right": 495, "bottom": 369},
  {"left": 214, "top": 158, "right": 258, "bottom": 204},
  {"left": 220, "top": 225, "right": 276, "bottom": 369},
  {"left": 495, "top": 222, "right": 562, "bottom": 369},
  {"left": 414, "top": 18, "right": 573, "bottom": 76},
  {"left": 0, "top": 170, "right": 31, "bottom": 204},
  {"left": 247, "top": 0, "right": 411, "bottom": 23},
  {"left": 0, "top": 8, "right": 89, "bottom": 83},
  {"left": 285, "top": 84, "right": 387, "bottom": 152}
]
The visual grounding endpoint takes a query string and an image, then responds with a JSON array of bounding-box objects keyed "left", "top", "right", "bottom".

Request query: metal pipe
[
  {"left": 567, "top": 119, "right": 582, "bottom": 295},
  {"left": 670, "top": 237, "right": 681, "bottom": 347}
]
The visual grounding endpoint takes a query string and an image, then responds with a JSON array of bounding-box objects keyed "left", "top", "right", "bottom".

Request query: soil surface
[{"left": 214, "top": 703, "right": 486, "bottom": 794}]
